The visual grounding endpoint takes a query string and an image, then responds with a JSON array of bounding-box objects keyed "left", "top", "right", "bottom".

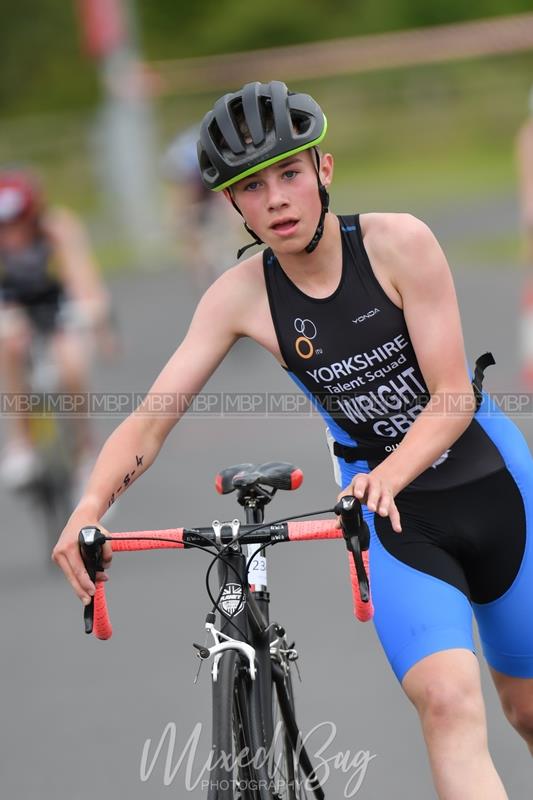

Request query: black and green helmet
[{"left": 197, "top": 81, "right": 328, "bottom": 192}]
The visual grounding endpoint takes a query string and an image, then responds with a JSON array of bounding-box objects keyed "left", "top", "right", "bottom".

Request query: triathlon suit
[
  {"left": 264, "top": 213, "right": 533, "bottom": 682},
  {"left": 0, "top": 235, "right": 64, "bottom": 334}
]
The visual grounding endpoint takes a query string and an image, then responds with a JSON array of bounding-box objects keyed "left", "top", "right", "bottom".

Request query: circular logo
[
  {"left": 294, "top": 318, "right": 317, "bottom": 359},
  {"left": 294, "top": 318, "right": 317, "bottom": 339}
]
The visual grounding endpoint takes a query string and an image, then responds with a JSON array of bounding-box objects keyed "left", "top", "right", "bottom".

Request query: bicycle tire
[
  {"left": 38, "top": 475, "right": 74, "bottom": 551},
  {"left": 209, "top": 650, "right": 319, "bottom": 800},
  {"left": 209, "top": 649, "right": 261, "bottom": 800},
  {"left": 29, "top": 413, "right": 75, "bottom": 551}
]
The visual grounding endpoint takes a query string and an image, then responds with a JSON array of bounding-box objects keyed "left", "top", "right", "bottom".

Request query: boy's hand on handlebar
[
  {"left": 337, "top": 472, "right": 402, "bottom": 533},
  {"left": 52, "top": 512, "right": 112, "bottom": 605}
]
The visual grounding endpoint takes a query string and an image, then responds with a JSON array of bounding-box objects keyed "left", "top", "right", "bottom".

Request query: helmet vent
[
  {"left": 229, "top": 98, "right": 253, "bottom": 146},
  {"left": 208, "top": 118, "right": 224, "bottom": 149},
  {"left": 290, "top": 111, "right": 311, "bottom": 136}
]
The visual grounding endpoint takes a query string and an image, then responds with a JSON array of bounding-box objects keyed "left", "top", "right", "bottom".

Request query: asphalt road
[{"left": 1, "top": 200, "right": 532, "bottom": 799}]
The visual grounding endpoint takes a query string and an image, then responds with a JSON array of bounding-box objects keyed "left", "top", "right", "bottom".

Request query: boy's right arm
[{"left": 52, "top": 269, "right": 246, "bottom": 603}]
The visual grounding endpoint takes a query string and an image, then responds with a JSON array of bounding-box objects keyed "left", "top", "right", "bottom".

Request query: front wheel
[
  {"left": 209, "top": 649, "right": 261, "bottom": 800},
  {"left": 209, "top": 651, "right": 318, "bottom": 800}
]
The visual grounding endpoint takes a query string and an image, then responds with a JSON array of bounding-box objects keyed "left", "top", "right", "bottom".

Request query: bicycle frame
[
  {"left": 213, "top": 501, "right": 282, "bottom": 755},
  {"left": 200, "top": 499, "right": 327, "bottom": 800}
]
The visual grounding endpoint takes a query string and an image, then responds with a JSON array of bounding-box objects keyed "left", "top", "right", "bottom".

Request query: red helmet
[{"left": 0, "top": 171, "right": 42, "bottom": 224}]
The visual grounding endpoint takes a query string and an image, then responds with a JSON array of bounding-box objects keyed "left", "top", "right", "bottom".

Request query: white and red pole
[{"left": 76, "top": 0, "right": 163, "bottom": 259}]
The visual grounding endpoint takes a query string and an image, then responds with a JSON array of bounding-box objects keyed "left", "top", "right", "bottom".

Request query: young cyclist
[
  {"left": 53, "top": 82, "right": 533, "bottom": 799},
  {"left": 0, "top": 169, "right": 114, "bottom": 488}
]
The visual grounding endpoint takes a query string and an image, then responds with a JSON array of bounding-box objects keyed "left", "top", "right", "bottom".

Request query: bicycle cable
[
  {"left": 104, "top": 531, "right": 251, "bottom": 640},
  {"left": 204, "top": 507, "right": 336, "bottom": 643},
  {"left": 105, "top": 506, "right": 338, "bottom": 646}
]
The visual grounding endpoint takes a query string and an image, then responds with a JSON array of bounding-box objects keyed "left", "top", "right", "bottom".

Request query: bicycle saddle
[{"left": 215, "top": 462, "right": 303, "bottom": 494}]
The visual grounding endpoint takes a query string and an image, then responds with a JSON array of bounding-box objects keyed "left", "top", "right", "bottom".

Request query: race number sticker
[{"left": 246, "top": 545, "right": 267, "bottom": 588}]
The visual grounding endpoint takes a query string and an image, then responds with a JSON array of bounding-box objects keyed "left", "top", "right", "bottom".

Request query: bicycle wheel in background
[
  {"left": 268, "top": 653, "right": 326, "bottom": 800},
  {"left": 25, "top": 413, "right": 75, "bottom": 554},
  {"left": 269, "top": 663, "right": 305, "bottom": 800}
]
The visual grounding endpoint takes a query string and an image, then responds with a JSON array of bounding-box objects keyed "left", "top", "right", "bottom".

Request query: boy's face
[{"left": 227, "top": 149, "right": 333, "bottom": 256}]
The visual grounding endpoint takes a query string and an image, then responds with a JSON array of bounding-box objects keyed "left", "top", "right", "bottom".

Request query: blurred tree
[
  {"left": 0, "top": 0, "right": 97, "bottom": 114},
  {"left": 0, "top": 0, "right": 531, "bottom": 114},
  {"left": 139, "top": 0, "right": 533, "bottom": 58}
]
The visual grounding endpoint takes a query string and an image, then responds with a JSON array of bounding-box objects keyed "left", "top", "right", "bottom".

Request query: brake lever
[
  {"left": 334, "top": 496, "right": 371, "bottom": 603},
  {"left": 78, "top": 526, "right": 107, "bottom": 634}
]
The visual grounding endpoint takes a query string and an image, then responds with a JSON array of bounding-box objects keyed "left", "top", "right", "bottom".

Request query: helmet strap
[
  {"left": 237, "top": 223, "right": 264, "bottom": 259},
  {"left": 304, "top": 148, "right": 329, "bottom": 254},
  {"left": 227, "top": 191, "right": 264, "bottom": 259}
]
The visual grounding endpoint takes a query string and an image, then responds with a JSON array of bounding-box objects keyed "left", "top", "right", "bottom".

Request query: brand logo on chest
[
  {"left": 352, "top": 308, "right": 381, "bottom": 325},
  {"left": 293, "top": 317, "right": 320, "bottom": 359}
]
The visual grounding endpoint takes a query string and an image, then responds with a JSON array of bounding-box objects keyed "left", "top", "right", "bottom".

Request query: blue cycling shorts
[{"left": 328, "top": 414, "right": 533, "bottom": 683}]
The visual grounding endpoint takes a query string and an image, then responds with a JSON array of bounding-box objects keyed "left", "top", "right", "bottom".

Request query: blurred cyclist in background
[
  {"left": 162, "top": 124, "right": 239, "bottom": 292},
  {"left": 0, "top": 169, "right": 115, "bottom": 489}
]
